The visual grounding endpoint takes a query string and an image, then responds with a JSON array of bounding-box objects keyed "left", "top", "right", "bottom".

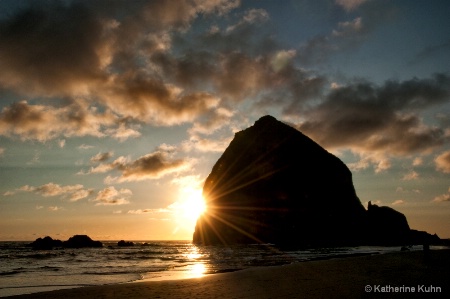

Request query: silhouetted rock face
[
  {"left": 367, "top": 202, "right": 410, "bottom": 245},
  {"left": 193, "top": 115, "right": 367, "bottom": 246},
  {"left": 409, "top": 230, "right": 441, "bottom": 245},
  {"left": 118, "top": 240, "right": 135, "bottom": 247},
  {"left": 29, "top": 235, "right": 103, "bottom": 249},
  {"left": 28, "top": 236, "right": 63, "bottom": 250},
  {"left": 63, "top": 235, "right": 103, "bottom": 248}
]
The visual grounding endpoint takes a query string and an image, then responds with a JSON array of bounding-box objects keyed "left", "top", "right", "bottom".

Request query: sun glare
[{"left": 177, "top": 186, "right": 206, "bottom": 224}]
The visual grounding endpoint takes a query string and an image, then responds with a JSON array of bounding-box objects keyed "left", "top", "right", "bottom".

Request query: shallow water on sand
[{"left": 0, "top": 241, "right": 423, "bottom": 297}]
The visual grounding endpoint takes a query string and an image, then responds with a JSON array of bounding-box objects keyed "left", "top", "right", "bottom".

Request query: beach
[{"left": 6, "top": 249, "right": 449, "bottom": 298}]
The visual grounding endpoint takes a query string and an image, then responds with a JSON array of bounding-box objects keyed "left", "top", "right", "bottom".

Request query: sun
[{"left": 177, "top": 186, "right": 206, "bottom": 224}]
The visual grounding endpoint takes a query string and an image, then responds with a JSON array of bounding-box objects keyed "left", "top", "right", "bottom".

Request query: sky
[{"left": 0, "top": 0, "right": 449, "bottom": 241}]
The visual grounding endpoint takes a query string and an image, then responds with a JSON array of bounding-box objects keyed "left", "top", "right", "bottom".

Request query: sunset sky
[{"left": 1, "top": 0, "right": 449, "bottom": 241}]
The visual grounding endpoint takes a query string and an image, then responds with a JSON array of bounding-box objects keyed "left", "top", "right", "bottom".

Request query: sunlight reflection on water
[
  {"left": 189, "top": 263, "right": 206, "bottom": 278},
  {"left": 139, "top": 244, "right": 207, "bottom": 281},
  {"left": 139, "top": 262, "right": 206, "bottom": 281},
  {"left": 2, "top": 240, "right": 422, "bottom": 294}
]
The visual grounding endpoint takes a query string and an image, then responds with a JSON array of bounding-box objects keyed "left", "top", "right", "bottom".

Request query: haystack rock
[
  {"left": 193, "top": 115, "right": 367, "bottom": 246},
  {"left": 193, "top": 116, "right": 442, "bottom": 246}
]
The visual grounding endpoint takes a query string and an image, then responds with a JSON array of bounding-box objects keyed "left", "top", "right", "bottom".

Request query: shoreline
[{"left": 4, "top": 249, "right": 449, "bottom": 298}]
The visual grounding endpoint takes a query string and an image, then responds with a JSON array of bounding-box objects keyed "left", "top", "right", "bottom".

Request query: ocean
[{"left": 0, "top": 241, "right": 423, "bottom": 297}]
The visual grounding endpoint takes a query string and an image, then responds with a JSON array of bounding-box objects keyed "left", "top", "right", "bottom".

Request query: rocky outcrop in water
[
  {"left": 28, "top": 236, "right": 63, "bottom": 250},
  {"left": 365, "top": 204, "right": 441, "bottom": 246},
  {"left": 29, "top": 235, "right": 103, "bottom": 249},
  {"left": 193, "top": 115, "right": 441, "bottom": 247},
  {"left": 193, "top": 115, "right": 367, "bottom": 246},
  {"left": 63, "top": 235, "right": 103, "bottom": 248},
  {"left": 366, "top": 202, "right": 410, "bottom": 245},
  {"left": 118, "top": 240, "right": 135, "bottom": 247}
]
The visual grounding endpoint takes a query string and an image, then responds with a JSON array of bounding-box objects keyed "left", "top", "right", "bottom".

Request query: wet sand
[{"left": 6, "top": 249, "right": 449, "bottom": 298}]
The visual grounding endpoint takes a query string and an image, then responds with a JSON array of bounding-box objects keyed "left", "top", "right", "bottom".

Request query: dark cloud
[
  {"left": 214, "top": 52, "right": 271, "bottom": 100},
  {"left": 0, "top": 0, "right": 241, "bottom": 96},
  {"left": 296, "top": 74, "right": 450, "bottom": 155},
  {"left": 0, "top": 0, "right": 328, "bottom": 140},
  {"left": 104, "top": 149, "right": 192, "bottom": 183},
  {"left": 188, "top": 107, "right": 234, "bottom": 136},
  {"left": 82, "top": 145, "right": 191, "bottom": 178},
  {"left": 102, "top": 73, "right": 220, "bottom": 125},
  {"left": 0, "top": 99, "right": 138, "bottom": 141},
  {"left": 155, "top": 46, "right": 326, "bottom": 110},
  {"left": 0, "top": 0, "right": 243, "bottom": 135},
  {"left": 0, "top": 0, "right": 448, "bottom": 162},
  {"left": 0, "top": 1, "right": 107, "bottom": 96}
]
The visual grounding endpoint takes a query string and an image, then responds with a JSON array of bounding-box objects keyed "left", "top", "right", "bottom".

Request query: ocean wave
[
  {"left": 121, "top": 250, "right": 167, "bottom": 255},
  {"left": 0, "top": 241, "right": 414, "bottom": 297},
  {"left": 0, "top": 270, "right": 22, "bottom": 276},
  {"left": 22, "top": 252, "right": 61, "bottom": 259},
  {"left": 81, "top": 270, "right": 137, "bottom": 275},
  {"left": 38, "top": 266, "right": 62, "bottom": 271}
]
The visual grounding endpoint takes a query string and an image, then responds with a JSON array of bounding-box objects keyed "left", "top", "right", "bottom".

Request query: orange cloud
[
  {"left": 0, "top": 0, "right": 243, "bottom": 141},
  {"left": 90, "top": 152, "right": 114, "bottom": 163},
  {"left": 127, "top": 209, "right": 169, "bottom": 215},
  {"left": 435, "top": 151, "right": 450, "bottom": 173},
  {"left": 0, "top": 100, "right": 139, "bottom": 141},
  {"left": 335, "top": 0, "right": 368, "bottom": 11},
  {"left": 12, "top": 182, "right": 94, "bottom": 201},
  {"left": 402, "top": 171, "right": 419, "bottom": 181},
  {"left": 94, "top": 186, "right": 131, "bottom": 206},
  {"left": 100, "top": 149, "right": 192, "bottom": 183},
  {"left": 433, "top": 188, "right": 450, "bottom": 203},
  {"left": 184, "top": 136, "right": 233, "bottom": 153},
  {"left": 48, "top": 206, "right": 64, "bottom": 212},
  {"left": 100, "top": 74, "right": 220, "bottom": 125}
]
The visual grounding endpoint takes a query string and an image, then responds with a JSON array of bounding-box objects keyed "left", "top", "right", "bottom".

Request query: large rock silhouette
[
  {"left": 366, "top": 201, "right": 411, "bottom": 245},
  {"left": 28, "top": 236, "right": 63, "bottom": 250},
  {"left": 193, "top": 115, "right": 442, "bottom": 246},
  {"left": 62, "top": 235, "right": 103, "bottom": 248},
  {"left": 28, "top": 235, "right": 103, "bottom": 249},
  {"left": 193, "top": 115, "right": 367, "bottom": 246}
]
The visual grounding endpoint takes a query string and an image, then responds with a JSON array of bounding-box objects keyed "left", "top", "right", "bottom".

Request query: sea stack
[
  {"left": 193, "top": 115, "right": 367, "bottom": 246},
  {"left": 62, "top": 235, "right": 103, "bottom": 248}
]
